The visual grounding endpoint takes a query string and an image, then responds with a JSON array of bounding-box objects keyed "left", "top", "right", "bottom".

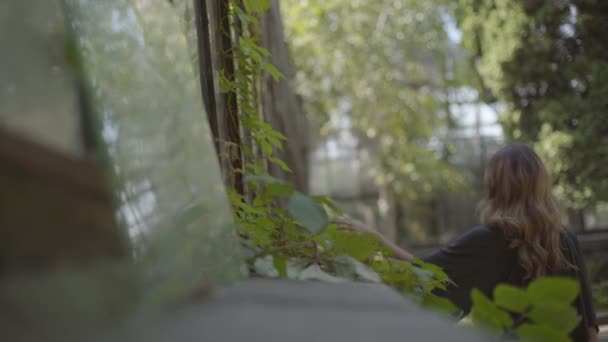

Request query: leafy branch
[{"left": 470, "top": 277, "right": 581, "bottom": 342}]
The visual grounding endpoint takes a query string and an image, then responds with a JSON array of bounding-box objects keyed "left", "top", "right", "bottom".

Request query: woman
[{"left": 337, "top": 144, "right": 598, "bottom": 341}]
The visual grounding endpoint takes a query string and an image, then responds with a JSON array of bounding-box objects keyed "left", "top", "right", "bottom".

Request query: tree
[
  {"left": 282, "top": 0, "right": 466, "bottom": 203},
  {"left": 259, "top": 1, "right": 310, "bottom": 193},
  {"left": 455, "top": 0, "right": 608, "bottom": 208}
]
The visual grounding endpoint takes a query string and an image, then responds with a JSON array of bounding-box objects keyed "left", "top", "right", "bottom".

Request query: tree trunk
[
  {"left": 218, "top": 0, "right": 244, "bottom": 195},
  {"left": 258, "top": 0, "right": 309, "bottom": 193}
]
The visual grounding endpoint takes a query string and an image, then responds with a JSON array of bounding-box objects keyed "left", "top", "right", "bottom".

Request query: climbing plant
[{"left": 217, "top": 0, "right": 453, "bottom": 310}]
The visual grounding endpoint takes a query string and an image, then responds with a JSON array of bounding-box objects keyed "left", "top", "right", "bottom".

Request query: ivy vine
[{"left": 218, "top": 0, "right": 451, "bottom": 308}]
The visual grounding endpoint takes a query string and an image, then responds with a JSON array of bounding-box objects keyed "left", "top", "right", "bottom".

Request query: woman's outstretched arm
[{"left": 335, "top": 217, "right": 415, "bottom": 262}]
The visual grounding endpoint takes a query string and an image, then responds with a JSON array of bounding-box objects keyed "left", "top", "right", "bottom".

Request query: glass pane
[
  {"left": 65, "top": 0, "right": 244, "bottom": 305},
  {"left": 0, "top": 0, "right": 83, "bottom": 156}
]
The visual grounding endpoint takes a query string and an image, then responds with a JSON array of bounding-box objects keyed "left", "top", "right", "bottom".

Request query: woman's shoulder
[
  {"left": 461, "top": 225, "right": 505, "bottom": 240},
  {"left": 451, "top": 225, "right": 508, "bottom": 249}
]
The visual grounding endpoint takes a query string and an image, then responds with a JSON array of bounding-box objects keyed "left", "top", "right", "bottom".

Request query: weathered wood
[
  {"left": 194, "top": 0, "right": 220, "bottom": 155},
  {"left": 259, "top": 1, "right": 309, "bottom": 193},
  {"left": 218, "top": 0, "right": 244, "bottom": 195}
]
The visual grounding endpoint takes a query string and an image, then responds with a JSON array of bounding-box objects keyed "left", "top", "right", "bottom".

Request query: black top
[{"left": 422, "top": 226, "right": 597, "bottom": 342}]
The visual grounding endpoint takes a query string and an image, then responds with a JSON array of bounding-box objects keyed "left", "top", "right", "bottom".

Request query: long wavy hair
[{"left": 480, "top": 144, "right": 569, "bottom": 279}]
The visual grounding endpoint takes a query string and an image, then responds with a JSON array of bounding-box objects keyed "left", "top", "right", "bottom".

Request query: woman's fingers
[
  {"left": 334, "top": 217, "right": 354, "bottom": 230},
  {"left": 335, "top": 217, "right": 371, "bottom": 233}
]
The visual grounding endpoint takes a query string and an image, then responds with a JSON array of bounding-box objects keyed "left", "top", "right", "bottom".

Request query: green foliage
[
  {"left": 243, "top": 0, "right": 272, "bottom": 15},
  {"left": 234, "top": 173, "right": 452, "bottom": 305},
  {"left": 219, "top": 3, "right": 286, "bottom": 181},
  {"left": 369, "top": 256, "right": 457, "bottom": 313},
  {"left": 233, "top": 175, "right": 453, "bottom": 307},
  {"left": 527, "top": 277, "right": 580, "bottom": 305},
  {"left": 471, "top": 289, "right": 514, "bottom": 331},
  {"left": 221, "top": 0, "right": 454, "bottom": 327},
  {"left": 218, "top": 0, "right": 465, "bottom": 313},
  {"left": 323, "top": 225, "right": 379, "bottom": 262},
  {"left": 469, "top": 277, "right": 580, "bottom": 341},
  {"left": 494, "top": 284, "right": 529, "bottom": 314},
  {"left": 455, "top": 0, "right": 608, "bottom": 207},
  {"left": 516, "top": 324, "right": 571, "bottom": 342},
  {"left": 219, "top": 4, "right": 588, "bottom": 342},
  {"left": 287, "top": 192, "right": 328, "bottom": 234},
  {"left": 283, "top": 0, "right": 467, "bottom": 201},
  {"left": 592, "top": 280, "right": 608, "bottom": 310}
]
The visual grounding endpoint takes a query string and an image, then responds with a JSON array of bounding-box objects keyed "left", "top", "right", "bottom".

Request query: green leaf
[
  {"left": 259, "top": 140, "right": 273, "bottom": 155},
  {"left": 328, "top": 227, "right": 378, "bottom": 261},
  {"left": 516, "top": 323, "right": 570, "bottom": 342},
  {"left": 236, "top": 12, "right": 255, "bottom": 26},
  {"left": 527, "top": 303, "right": 580, "bottom": 334},
  {"left": 269, "top": 156, "right": 292, "bottom": 172},
  {"left": 413, "top": 258, "right": 450, "bottom": 283},
  {"left": 245, "top": 174, "right": 293, "bottom": 198},
  {"left": 265, "top": 182, "right": 294, "bottom": 197},
  {"left": 411, "top": 266, "right": 434, "bottom": 284},
  {"left": 312, "top": 195, "right": 343, "bottom": 216},
  {"left": 218, "top": 74, "right": 233, "bottom": 93},
  {"left": 263, "top": 62, "right": 284, "bottom": 81},
  {"left": 266, "top": 135, "right": 283, "bottom": 149},
  {"left": 470, "top": 288, "right": 493, "bottom": 308},
  {"left": 470, "top": 289, "right": 513, "bottom": 330},
  {"left": 243, "top": 0, "right": 272, "bottom": 14},
  {"left": 527, "top": 277, "right": 580, "bottom": 306},
  {"left": 268, "top": 129, "right": 287, "bottom": 141},
  {"left": 287, "top": 192, "right": 329, "bottom": 234},
  {"left": 421, "top": 294, "right": 460, "bottom": 315},
  {"left": 273, "top": 255, "right": 287, "bottom": 278},
  {"left": 369, "top": 258, "right": 391, "bottom": 274},
  {"left": 244, "top": 174, "right": 285, "bottom": 184},
  {"left": 494, "top": 284, "right": 529, "bottom": 313}
]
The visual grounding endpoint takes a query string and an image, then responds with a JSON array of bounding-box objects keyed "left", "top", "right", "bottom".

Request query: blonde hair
[{"left": 480, "top": 144, "right": 569, "bottom": 279}]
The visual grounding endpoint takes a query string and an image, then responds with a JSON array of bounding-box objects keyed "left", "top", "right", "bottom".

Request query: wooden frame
[{"left": 0, "top": 128, "right": 125, "bottom": 272}]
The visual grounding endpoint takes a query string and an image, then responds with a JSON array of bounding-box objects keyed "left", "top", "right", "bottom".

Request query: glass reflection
[{"left": 65, "top": 0, "right": 243, "bottom": 304}]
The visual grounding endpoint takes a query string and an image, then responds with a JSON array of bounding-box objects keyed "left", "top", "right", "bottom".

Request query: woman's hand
[
  {"left": 334, "top": 217, "right": 378, "bottom": 235},
  {"left": 335, "top": 217, "right": 414, "bottom": 262}
]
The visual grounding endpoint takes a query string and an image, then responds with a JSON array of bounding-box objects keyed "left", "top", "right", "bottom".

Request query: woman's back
[
  {"left": 423, "top": 226, "right": 514, "bottom": 313},
  {"left": 423, "top": 226, "right": 597, "bottom": 342},
  {"left": 337, "top": 144, "right": 598, "bottom": 341}
]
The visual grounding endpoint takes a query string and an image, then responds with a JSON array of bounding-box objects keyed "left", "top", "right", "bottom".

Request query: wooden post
[
  {"left": 218, "top": 0, "right": 244, "bottom": 195},
  {"left": 194, "top": 0, "right": 220, "bottom": 155}
]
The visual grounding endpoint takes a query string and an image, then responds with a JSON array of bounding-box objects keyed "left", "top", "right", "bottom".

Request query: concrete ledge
[{"left": 2, "top": 279, "right": 489, "bottom": 342}]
